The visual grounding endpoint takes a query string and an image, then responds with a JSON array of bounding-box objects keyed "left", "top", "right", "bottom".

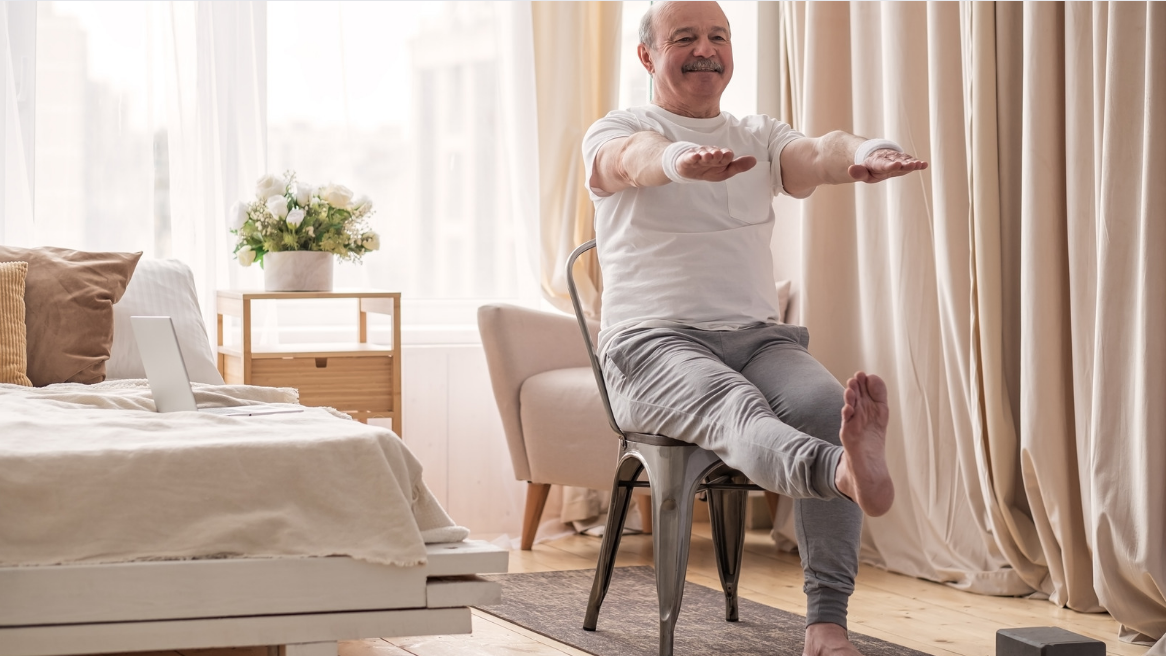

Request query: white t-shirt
[{"left": 582, "top": 105, "right": 805, "bottom": 351}]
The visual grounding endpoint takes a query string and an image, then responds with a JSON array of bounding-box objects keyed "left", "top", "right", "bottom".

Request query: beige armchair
[{"left": 478, "top": 303, "right": 650, "bottom": 549}]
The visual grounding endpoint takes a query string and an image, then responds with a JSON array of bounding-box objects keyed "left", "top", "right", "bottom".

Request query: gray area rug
[{"left": 477, "top": 567, "right": 927, "bottom": 656}]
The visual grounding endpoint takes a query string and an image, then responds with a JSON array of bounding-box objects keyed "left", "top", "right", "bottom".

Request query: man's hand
[
  {"left": 847, "top": 148, "right": 928, "bottom": 183},
  {"left": 781, "top": 132, "right": 929, "bottom": 198},
  {"left": 675, "top": 146, "right": 757, "bottom": 182},
  {"left": 592, "top": 132, "right": 757, "bottom": 195}
]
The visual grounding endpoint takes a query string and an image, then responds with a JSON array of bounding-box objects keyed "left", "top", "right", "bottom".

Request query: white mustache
[{"left": 682, "top": 59, "right": 723, "bottom": 73}]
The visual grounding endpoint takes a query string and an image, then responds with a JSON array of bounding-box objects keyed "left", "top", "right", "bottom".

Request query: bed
[
  {"left": 0, "top": 259, "right": 507, "bottom": 656},
  {"left": 0, "top": 541, "right": 507, "bottom": 656},
  {"left": 0, "top": 385, "right": 508, "bottom": 656}
]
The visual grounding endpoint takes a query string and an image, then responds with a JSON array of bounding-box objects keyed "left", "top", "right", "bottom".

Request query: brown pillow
[
  {"left": 0, "top": 246, "right": 141, "bottom": 386},
  {"left": 0, "top": 261, "right": 32, "bottom": 386}
]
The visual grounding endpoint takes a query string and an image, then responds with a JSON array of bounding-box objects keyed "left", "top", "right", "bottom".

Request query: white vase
[{"left": 263, "top": 251, "right": 334, "bottom": 292}]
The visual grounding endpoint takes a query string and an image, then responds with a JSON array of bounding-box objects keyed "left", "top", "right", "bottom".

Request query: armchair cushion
[
  {"left": 520, "top": 367, "right": 620, "bottom": 491},
  {"left": 478, "top": 303, "right": 599, "bottom": 481}
]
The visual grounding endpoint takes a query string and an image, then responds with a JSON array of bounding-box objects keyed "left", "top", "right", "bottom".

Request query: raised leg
[
  {"left": 637, "top": 443, "right": 720, "bottom": 656},
  {"left": 521, "top": 482, "right": 551, "bottom": 551},
  {"left": 740, "top": 336, "right": 862, "bottom": 631},
  {"left": 707, "top": 473, "right": 748, "bottom": 621},
  {"left": 583, "top": 454, "right": 642, "bottom": 630}
]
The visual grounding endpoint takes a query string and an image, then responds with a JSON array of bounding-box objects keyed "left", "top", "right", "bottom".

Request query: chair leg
[
  {"left": 584, "top": 455, "right": 642, "bottom": 631},
  {"left": 638, "top": 445, "right": 718, "bottom": 656},
  {"left": 708, "top": 475, "right": 748, "bottom": 622},
  {"left": 521, "top": 482, "right": 551, "bottom": 550}
]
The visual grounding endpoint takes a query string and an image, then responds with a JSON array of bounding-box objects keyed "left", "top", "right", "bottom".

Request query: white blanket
[{"left": 0, "top": 380, "right": 468, "bottom": 568}]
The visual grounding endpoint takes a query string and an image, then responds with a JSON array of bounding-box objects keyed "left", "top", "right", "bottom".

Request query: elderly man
[{"left": 583, "top": 2, "right": 927, "bottom": 655}]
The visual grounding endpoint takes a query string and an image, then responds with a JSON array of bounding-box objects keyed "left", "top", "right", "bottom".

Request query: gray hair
[
  {"left": 639, "top": 3, "right": 660, "bottom": 49},
  {"left": 639, "top": 3, "right": 731, "bottom": 51}
]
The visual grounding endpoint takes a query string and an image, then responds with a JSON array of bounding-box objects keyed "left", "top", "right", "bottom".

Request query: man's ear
[{"left": 637, "top": 43, "right": 655, "bottom": 75}]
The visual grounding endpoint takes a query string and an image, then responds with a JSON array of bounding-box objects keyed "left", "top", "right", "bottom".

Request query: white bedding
[{"left": 0, "top": 380, "right": 467, "bottom": 568}]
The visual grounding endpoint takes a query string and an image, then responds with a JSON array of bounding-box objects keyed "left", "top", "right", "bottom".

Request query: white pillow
[{"left": 107, "top": 259, "right": 225, "bottom": 384}]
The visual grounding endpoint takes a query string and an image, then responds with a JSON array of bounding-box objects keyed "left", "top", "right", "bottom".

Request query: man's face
[{"left": 639, "top": 2, "right": 733, "bottom": 113}]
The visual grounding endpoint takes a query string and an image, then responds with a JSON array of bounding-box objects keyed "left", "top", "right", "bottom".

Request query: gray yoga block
[{"left": 997, "top": 627, "right": 1105, "bottom": 656}]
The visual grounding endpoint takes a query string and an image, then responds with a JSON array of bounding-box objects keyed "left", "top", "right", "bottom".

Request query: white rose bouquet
[{"left": 229, "top": 171, "right": 379, "bottom": 267}]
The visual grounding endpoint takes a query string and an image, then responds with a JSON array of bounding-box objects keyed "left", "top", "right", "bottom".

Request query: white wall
[{"left": 398, "top": 343, "right": 529, "bottom": 539}]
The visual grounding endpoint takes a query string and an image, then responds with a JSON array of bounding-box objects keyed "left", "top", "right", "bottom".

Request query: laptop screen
[{"left": 130, "top": 316, "right": 199, "bottom": 413}]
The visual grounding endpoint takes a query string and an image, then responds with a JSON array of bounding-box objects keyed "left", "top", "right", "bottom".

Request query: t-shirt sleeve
[
  {"left": 764, "top": 118, "right": 807, "bottom": 197},
  {"left": 582, "top": 110, "right": 642, "bottom": 201}
]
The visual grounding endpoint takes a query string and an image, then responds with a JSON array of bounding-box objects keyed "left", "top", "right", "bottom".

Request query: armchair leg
[
  {"left": 637, "top": 494, "right": 654, "bottom": 535},
  {"left": 521, "top": 482, "right": 552, "bottom": 550},
  {"left": 764, "top": 491, "right": 779, "bottom": 521}
]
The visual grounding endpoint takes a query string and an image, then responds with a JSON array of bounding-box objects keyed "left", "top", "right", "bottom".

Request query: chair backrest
[{"left": 565, "top": 239, "right": 625, "bottom": 438}]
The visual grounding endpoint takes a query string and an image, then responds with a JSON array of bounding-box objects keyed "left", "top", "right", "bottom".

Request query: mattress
[{"left": 0, "top": 380, "right": 466, "bottom": 567}]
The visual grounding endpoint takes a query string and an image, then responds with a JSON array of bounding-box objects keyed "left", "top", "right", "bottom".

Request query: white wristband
[
  {"left": 662, "top": 141, "right": 701, "bottom": 184},
  {"left": 854, "top": 138, "right": 903, "bottom": 165}
]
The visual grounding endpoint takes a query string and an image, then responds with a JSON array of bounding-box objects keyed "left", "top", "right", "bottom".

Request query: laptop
[{"left": 131, "top": 315, "right": 303, "bottom": 416}]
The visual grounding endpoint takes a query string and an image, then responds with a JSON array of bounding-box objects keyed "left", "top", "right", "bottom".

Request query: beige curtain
[
  {"left": 767, "top": 2, "right": 1165, "bottom": 649},
  {"left": 528, "top": 2, "right": 622, "bottom": 534},
  {"left": 531, "top": 1, "right": 621, "bottom": 318}
]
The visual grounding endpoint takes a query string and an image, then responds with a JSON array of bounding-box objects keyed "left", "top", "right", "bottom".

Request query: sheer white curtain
[
  {"left": 496, "top": 1, "right": 541, "bottom": 297},
  {"left": 262, "top": 1, "right": 539, "bottom": 327},
  {"left": 162, "top": 1, "right": 267, "bottom": 335},
  {"left": 0, "top": 1, "right": 264, "bottom": 347},
  {"left": 30, "top": 3, "right": 158, "bottom": 255},
  {"left": 4, "top": 3, "right": 160, "bottom": 255},
  {"left": 9, "top": 1, "right": 540, "bottom": 331},
  {"left": 0, "top": 3, "right": 35, "bottom": 247}
]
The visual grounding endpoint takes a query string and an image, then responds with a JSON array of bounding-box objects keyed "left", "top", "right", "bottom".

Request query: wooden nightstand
[{"left": 216, "top": 290, "right": 402, "bottom": 430}]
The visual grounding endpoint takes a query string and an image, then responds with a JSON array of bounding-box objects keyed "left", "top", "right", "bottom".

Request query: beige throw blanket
[{"left": 0, "top": 380, "right": 467, "bottom": 567}]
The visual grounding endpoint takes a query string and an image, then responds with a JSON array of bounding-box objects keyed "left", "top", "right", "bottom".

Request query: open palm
[
  {"left": 848, "top": 148, "right": 928, "bottom": 183},
  {"left": 676, "top": 146, "right": 758, "bottom": 182}
]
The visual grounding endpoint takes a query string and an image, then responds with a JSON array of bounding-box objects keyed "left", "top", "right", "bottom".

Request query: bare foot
[
  {"left": 804, "top": 622, "right": 863, "bottom": 656},
  {"left": 834, "top": 371, "right": 894, "bottom": 517}
]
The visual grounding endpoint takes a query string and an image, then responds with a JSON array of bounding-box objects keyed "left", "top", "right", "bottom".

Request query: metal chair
[{"left": 566, "top": 239, "right": 763, "bottom": 656}]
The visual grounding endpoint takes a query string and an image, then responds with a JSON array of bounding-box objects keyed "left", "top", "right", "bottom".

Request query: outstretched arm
[
  {"left": 590, "top": 131, "right": 758, "bottom": 196},
  {"left": 779, "top": 130, "right": 928, "bottom": 199}
]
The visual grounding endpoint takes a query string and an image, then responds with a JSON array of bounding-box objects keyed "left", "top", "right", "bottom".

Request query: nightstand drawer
[{"left": 250, "top": 355, "right": 394, "bottom": 412}]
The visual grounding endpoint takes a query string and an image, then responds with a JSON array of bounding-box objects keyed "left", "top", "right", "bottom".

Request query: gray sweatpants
[{"left": 602, "top": 323, "right": 862, "bottom": 628}]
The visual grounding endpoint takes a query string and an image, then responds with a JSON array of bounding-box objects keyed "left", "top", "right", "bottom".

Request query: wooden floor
[{"left": 101, "top": 525, "right": 1150, "bottom": 656}]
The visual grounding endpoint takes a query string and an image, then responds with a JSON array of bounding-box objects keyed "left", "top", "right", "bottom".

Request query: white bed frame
[{"left": 0, "top": 540, "right": 507, "bottom": 656}]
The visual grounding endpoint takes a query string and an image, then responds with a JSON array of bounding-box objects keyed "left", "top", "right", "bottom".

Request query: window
[
  {"left": 267, "top": 1, "right": 523, "bottom": 301},
  {"left": 14, "top": 2, "right": 766, "bottom": 342},
  {"left": 32, "top": 1, "right": 164, "bottom": 255}
]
